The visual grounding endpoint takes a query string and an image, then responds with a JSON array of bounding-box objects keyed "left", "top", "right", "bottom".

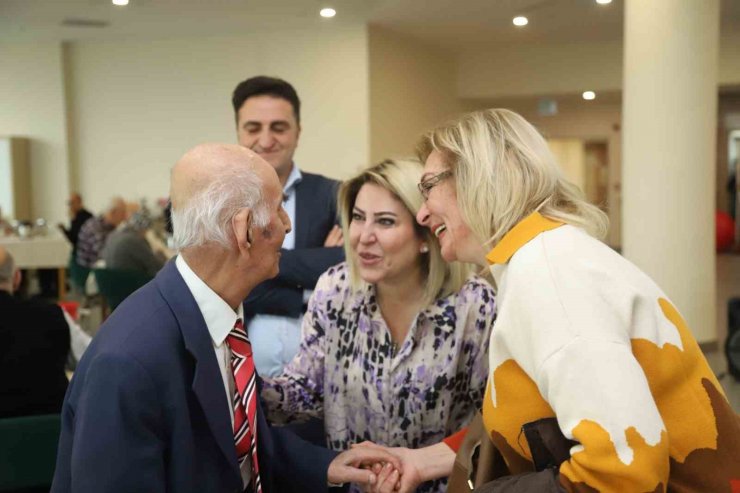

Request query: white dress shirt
[{"left": 175, "top": 254, "right": 250, "bottom": 487}]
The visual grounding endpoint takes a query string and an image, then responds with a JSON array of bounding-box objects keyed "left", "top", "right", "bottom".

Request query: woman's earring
[{"left": 420, "top": 244, "right": 429, "bottom": 253}]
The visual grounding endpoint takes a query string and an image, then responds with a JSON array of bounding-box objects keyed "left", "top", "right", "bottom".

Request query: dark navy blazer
[
  {"left": 244, "top": 171, "right": 344, "bottom": 318},
  {"left": 51, "top": 261, "right": 338, "bottom": 493}
]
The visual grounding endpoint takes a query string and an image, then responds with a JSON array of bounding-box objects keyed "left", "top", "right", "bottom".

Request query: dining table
[{"left": 0, "top": 231, "right": 71, "bottom": 299}]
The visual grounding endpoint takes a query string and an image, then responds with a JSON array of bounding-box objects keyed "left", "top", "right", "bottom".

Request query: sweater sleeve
[
  {"left": 260, "top": 270, "right": 333, "bottom": 422},
  {"left": 442, "top": 427, "right": 468, "bottom": 452}
]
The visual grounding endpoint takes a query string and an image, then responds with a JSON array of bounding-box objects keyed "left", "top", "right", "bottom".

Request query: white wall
[
  {"left": 719, "top": 30, "right": 740, "bottom": 86},
  {"left": 458, "top": 31, "right": 740, "bottom": 99},
  {"left": 368, "top": 26, "right": 460, "bottom": 164},
  {"left": 0, "top": 42, "right": 69, "bottom": 223},
  {"left": 65, "top": 25, "right": 369, "bottom": 212},
  {"left": 458, "top": 41, "right": 624, "bottom": 99}
]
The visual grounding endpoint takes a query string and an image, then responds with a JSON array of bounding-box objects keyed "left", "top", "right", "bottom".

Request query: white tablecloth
[{"left": 0, "top": 232, "right": 71, "bottom": 268}]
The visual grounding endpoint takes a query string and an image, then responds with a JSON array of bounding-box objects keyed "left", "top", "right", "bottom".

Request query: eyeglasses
[{"left": 417, "top": 170, "right": 452, "bottom": 200}]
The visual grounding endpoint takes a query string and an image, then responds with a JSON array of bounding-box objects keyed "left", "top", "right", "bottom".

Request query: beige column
[{"left": 622, "top": 0, "right": 719, "bottom": 343}]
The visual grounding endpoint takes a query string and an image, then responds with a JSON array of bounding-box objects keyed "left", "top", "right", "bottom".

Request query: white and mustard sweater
[{"left": 481, "top": 212, "right": 740, "bottom": 492}]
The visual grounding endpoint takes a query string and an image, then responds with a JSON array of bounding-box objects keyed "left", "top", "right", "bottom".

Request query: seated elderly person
[
  {"left": 0, "top": 246, "right": 90, "bottom": 418},
  {"left": 76, "top": 197, "right": 127, "bottom": 268},
  {"left": 102, "top": 210, "right": 166, "bottom": 277},
  {"left": 261, "top": 158, "right": 497, "bottom": 493}
]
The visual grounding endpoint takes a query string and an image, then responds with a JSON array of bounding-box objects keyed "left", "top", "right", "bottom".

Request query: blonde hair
[
  {"left": 338, "top": 158, "right": 470, "bottom": 306},
  {"left": 418, "top": 108, "right": 608, "bottom": 248}
]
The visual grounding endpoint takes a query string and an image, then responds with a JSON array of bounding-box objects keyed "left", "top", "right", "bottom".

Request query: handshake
[{"left": 328, "top": 441, "right": 453, "bottom": 492}]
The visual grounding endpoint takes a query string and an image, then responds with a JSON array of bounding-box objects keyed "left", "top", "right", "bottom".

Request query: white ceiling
[{"left": 1, "top": 0, "right": 738, "bottom": 51}]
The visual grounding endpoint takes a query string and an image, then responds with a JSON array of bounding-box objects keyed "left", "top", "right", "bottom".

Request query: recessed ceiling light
[
  {"left": 112, "top": 0, "right": 128, "bottom": 5},
  {"left": 320, "top": 8, "right": 336, "bottom": 18},
  {"left": 513, "top": 16, "right": 528, "bottom": 27},
  {"left": 596, "top": 0, "right": 612, "bottom": 4},
  {"left": 582, "top": 91, "right": 596, "bottom": 100}
]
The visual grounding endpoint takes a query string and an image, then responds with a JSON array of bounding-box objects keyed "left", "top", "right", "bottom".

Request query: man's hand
[
  {"left": 327, "top": 446, "right": 403, "bottom": 487},
  {"left": 323, "top": 225, "right": 343, "bottom": 247},
  {"left": 353, "top": 442, "right": 421, "bottom": 493}
]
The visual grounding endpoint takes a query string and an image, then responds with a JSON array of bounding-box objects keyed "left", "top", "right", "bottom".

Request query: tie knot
[{"left": 226, "top": 318, "right": 252, "bottom": 356}]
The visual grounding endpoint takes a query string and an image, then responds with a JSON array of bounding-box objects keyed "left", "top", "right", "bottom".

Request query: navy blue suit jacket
[
  {"left": 51, "top": 261, "right": 338, "bottom": 493},
  {"left": 244, "top": 171, "right": 344, "bottom": 318}
]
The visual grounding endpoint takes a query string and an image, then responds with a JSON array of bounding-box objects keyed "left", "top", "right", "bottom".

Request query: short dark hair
[{"left": 231, "top": 76, "right": 301, "bottom": 124}]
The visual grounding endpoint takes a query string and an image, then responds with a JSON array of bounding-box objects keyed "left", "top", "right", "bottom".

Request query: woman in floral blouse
[{"left": 261, "top": 158, "right": 497, "bottom": 493}]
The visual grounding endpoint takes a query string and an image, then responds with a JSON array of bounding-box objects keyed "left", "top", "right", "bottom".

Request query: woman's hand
[
  {"left": 323, "top": 225, "right": 343, "bottom": 247},
  {"left": 352, "top": 441, "right": 454, "bottom": 493}
]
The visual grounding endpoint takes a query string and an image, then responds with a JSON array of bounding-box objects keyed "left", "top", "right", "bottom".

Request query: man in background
[
  {"left": 232, "top": 76, "right": 344, "bottom": 377},
  {"left": 58, "top": 192, "right": 93, "bottom": 256},
  {"left": 75, "top": 196, "right": 127, "bottom": 268},
  {"left": 0, "top": 247, "right": 84, "bottom": 418}
]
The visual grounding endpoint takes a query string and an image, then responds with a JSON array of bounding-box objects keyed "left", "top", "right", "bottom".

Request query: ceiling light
[
  {"left": 513, "top": 16, "right": 528, "bottom": 27},
  {"left": 596, "top": 0, "right": 612, "bottom": 4},
  {"left": 112, "top": 0, "right": 128, "bottom": 5},
  {"left": 582, "top": 91, "right": 596, "bottom": 100},
  {"left": 320, "top": 8, "right": 336, "bottom": 18}
]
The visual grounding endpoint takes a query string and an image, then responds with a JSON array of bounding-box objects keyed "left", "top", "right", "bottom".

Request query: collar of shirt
[
  {"left": 175, "top": 255, "right": 244, "bottom": 347},
  {"left": 281, "top": 164, "right": 302, "bottom": 251},
  {"left": 485, "top": 211, "right": 564, "bottom": 287},
  {"left": 283, "top": 163, "right": 303, "bottom": 197}
]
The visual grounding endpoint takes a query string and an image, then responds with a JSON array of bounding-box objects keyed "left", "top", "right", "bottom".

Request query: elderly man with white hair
[{"left": 52, "top": 143, "right": 401, "bottom": 493}]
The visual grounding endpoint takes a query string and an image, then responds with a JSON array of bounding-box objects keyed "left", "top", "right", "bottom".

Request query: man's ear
[{"left": 232, "top": 207, "right": 252, "bottom": 256}]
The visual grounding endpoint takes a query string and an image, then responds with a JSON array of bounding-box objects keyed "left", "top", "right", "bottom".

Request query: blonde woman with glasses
[
  {"left": 260, "top": 158, "right": 497, "bottom": 493},
  {"left": 364, "top": 109, "right": 740, "bottom": 493}
]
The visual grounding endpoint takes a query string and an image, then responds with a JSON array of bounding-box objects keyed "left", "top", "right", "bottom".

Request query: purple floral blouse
[{"left": 261, "top": 262, "right": 496, "bottom": 493}]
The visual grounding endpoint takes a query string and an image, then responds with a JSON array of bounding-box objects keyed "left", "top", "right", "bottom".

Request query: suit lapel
[
  {"left": 293, "top": 180, "right": 310, "bottom": 249},
  {"left": 155, "top": 262, "right": 241, "bottom": 486}
]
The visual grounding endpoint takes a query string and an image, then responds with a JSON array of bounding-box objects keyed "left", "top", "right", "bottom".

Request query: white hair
[{"left": 171, "top": 166, "right": 271, "bottom": 250}]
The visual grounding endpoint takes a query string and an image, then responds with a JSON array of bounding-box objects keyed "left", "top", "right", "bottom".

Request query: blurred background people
[
  {"left": 232, "top": 76, "right": 344, "bottom": 377},
  {"left": 102, "top": 209, "right": 165, "bottom": 277},
  {"left": 0, "top": 246, "right": 90, "bottom": 418},
  {"left": 57, "top": 192, "right": 93, "bottom": 257},
  {"left": 261, "top": 158, "right": 496, "bottom": 493},
  {"left": 75, "top": 196, "right": 127, "bottom": 268}
]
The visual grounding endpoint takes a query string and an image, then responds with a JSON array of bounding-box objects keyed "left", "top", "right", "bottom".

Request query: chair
[
  {"left": 0, "top": 413, "right": 61, "bottom": 491},
  {"left": 67, "top": 254, "right": 91, "bottom": 295},
  {"left": 93, "top": 268, "right": 152, "bottom": 312}
]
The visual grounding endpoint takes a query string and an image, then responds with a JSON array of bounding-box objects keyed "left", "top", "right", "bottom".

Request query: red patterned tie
[{"left": 226, "top": 319, "right": 262, "bottom": 493}]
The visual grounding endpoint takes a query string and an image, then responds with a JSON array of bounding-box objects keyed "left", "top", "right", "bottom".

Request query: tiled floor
[{"left": 705, "top": 349, "right": 740, "bottom": 411}]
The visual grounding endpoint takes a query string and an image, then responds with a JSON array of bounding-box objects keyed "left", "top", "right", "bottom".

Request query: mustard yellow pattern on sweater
[
  {"left": 483, "top": 360, "right": 670, "bottom": 492},
  {"left": 482, "top": 212, "right": 740, "bottom": 493},
  {"left": 633, "top": 299, "right": 724, "bottom": 460},
  {"left": 482, "top": 360, "right": 554, "bottom": 461}
]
